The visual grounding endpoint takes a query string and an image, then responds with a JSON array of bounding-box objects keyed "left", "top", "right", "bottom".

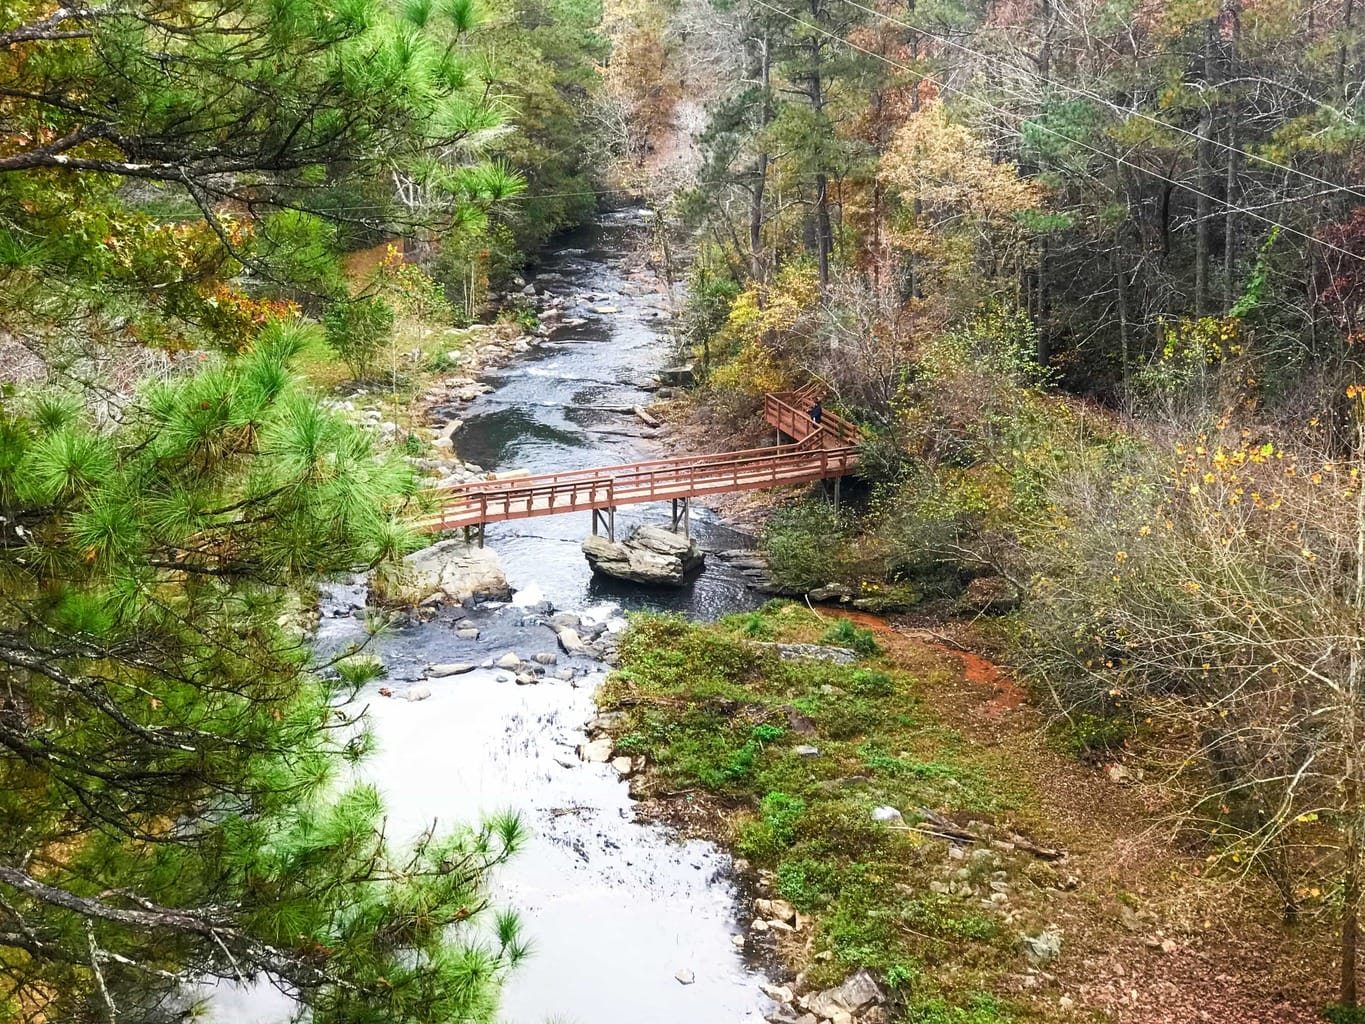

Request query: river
[{"left": 199, "top": 211, "right": 776, "bottom": 1024}]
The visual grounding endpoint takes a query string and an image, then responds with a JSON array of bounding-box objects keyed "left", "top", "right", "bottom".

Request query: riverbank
[
  {"left": 206, "top": 212, "right": 792, "bottom": 1024},
  {"left": 594, "top": 601, "right": 1333, "bottom": 1024}
]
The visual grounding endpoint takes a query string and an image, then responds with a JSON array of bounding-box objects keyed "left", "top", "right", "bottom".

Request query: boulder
[
  {"left": 582, "top": 525, "right": 704, "bottom": 586},
  {"left": 802, "top": 970, "right": 884, "bottom": 1019},
  {"left": 579, "top": 737, "right": 614, "bottom": 762},
  {"left": 372, "top": 538, "right": 510, "bottom": 607},
  {"left": 556, "top": 626, "right": 587, "bottom": 655},
  {"left": 1022, "top": 927, "right": 1064, "bottom": 965},
  {"left": 404, "top": 685, "right": 432, "bottom": 702},
  {"left": 871, "top": 805, "right": 904, "bottom": 823},
  {"left": 757, "top": 642, "right": 859, "bottom": 666},
  {"left": 495, "top": 652, "right": 522, "bottom": 671},
  {"left": 427, "top": 662, "right": 475, "bottom": 677}
]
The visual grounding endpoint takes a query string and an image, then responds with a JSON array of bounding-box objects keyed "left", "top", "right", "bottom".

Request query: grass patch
[{"left": 601, "top": 601, "right": 1035, "bottom": 1012}]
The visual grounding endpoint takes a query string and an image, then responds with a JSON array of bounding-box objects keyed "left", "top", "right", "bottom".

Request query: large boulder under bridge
[{"left": 582, "top": 525, "right": 704, "bottom": 586}]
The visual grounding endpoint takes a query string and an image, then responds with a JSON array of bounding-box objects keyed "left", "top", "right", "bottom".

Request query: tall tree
[{"left": 0, "top": 323, "right": 527, "bottom": 1022}]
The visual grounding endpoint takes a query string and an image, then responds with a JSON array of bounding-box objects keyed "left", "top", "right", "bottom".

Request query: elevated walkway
[{"left": 416, "top": 388, "right": 858, "bottom": 536}]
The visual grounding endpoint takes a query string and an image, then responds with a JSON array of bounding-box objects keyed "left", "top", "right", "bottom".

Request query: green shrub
[
  {"left": 775, "top": 856, "right": 842, "bottom": 909},
  {"left": 764, "top": 504, "right": 852, "bottom": 591},
  {"left": 905, "top": 993, "right": 1014, "bottom": 1024},
  {"left": 1324, "top": 1005, "right": 1365, "bottom": 1024},
  {"left": 850, "top": 669, "right": 895, "bottom": 696},
  {"left": 822, "top": 618, "right": 880, "bottom": 657},
  {"left": 322, "top": 296, "right": 395, "bottom": 379},
  {"left": 738, "top": 791, "right": 806, "bottom": 859}
]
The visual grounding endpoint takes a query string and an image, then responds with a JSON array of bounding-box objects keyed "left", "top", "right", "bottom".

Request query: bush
[
  {"left": 822, "top": 618, "right": 880, "bottom": 657},
  {"left": 764, "top": 503, "right": 854, "bottom": 591},
  {"left": 322, "top": 296, "right": 395, "bottom": 379},
  {"left": 737, "top": 790, "right": 806, "bottom": 859}
]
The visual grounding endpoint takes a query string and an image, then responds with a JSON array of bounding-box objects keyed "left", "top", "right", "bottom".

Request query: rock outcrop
[
  {"left": 582, "top": 525, "right": 703, "bottom": 586},
  {"left": 370, "top": 538, "right": 511, "bottom": 607}
]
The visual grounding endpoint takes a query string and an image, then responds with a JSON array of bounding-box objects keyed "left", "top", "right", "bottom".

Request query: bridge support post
[
  {"left": 826, "top": 477, "right": 841, "bottom": 511},
  {"left": 463, "top": 524, "right": 485, "bottom": 549},
  {"left": 592, "top": 507, "right": 616, "bottom": 543},
  {"left": 670, "top": 497, "right": 690, "bottom": 538}
]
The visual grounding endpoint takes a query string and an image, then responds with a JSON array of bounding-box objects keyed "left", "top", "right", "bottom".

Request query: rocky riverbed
[{"left": 199, "top": 211, "right": 785, "bottom": 1023}]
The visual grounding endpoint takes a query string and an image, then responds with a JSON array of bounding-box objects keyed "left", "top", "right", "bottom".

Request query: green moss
[{"left": 602, "top": 602, "right": 1035, "bottom": 1014}]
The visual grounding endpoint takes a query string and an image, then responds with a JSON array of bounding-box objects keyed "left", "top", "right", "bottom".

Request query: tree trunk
[
  {"left": 749, "top": 31, "right": 772, "bottom": 282},
  {"left": 816, "top": 173, "right": 832, "bottom": 290},
  {"left": 1223, "top": 6, "right": 1239, "bottom": 313},
  {"left": 1194, "top": 20, "right": 1216, "bottom": 317}
]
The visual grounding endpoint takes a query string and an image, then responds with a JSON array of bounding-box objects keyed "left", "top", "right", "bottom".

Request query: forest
[{"left": 1, "top": 0, "right": 1364, "bottom": 1018}]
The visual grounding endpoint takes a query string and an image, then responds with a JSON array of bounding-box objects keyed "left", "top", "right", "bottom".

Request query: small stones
[
  {"left": 515, "top": 672, "right": 538, "bottom": 685},
  {"left": 533, "top": 652, "right": 558, "bottom": 665},
  {"left": 794, "top": 745, "right": 821, "bottom": 758},
  {"left": 674, "top": 968, "right": 695, "bottom": 985},
  {"left": 871, "top": 805, "right": 904, "bottom": 823},
  {"left": 456, "top": 627, "right": 480, "bottom": 640},
  {"left": 404, "top": 685, "right": 432, "bottom": 701}
]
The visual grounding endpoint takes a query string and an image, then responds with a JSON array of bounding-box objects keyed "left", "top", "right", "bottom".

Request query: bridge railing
[
  {"left": 422, "top": 476, "right": 618, "bottom": 531},
  {"left": 765, "top": 390, "right": 861, "bottom": 447},
  {"left": 433, "top": 437, "right": 819, "bottom": 497}
]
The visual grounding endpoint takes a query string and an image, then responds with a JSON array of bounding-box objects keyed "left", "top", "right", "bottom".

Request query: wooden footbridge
[{"left": 417, "top": 386, "right": 859, "bottom": 540}]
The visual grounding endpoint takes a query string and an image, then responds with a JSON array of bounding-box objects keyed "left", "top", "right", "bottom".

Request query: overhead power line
[
  {"left": 831, "top": 0, "right": 1365, "bottom": 206},
  {"left": 747, "top": 0, "right": 1365, "bottom": 262}
]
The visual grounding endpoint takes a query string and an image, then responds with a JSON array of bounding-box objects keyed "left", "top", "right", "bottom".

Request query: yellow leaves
[
  {"left": 880, "top": 100, "right": 1046, "bottom": 225},
  {"left": 1115, "top": 550, "right": 1128, "bottom": 562}
]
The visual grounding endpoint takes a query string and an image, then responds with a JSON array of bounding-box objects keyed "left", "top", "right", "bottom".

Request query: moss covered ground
[{"left": 596, "top": 601, "right": 1333, "bottom": 1024}]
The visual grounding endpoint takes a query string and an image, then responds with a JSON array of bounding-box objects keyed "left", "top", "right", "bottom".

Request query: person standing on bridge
[{"left": 808, "top": 400, "right": 823, "bottom": 428}]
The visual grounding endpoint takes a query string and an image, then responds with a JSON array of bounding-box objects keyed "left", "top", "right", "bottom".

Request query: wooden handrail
[{"left": 417, "top": 388, "right": 861, "bottom": 532}]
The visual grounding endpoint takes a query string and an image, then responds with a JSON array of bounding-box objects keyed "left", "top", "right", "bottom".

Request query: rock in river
[
  {"left": 579, "top": 736, "right": 614, "bottom": 762},
  {"left": 427, "top": 662, "right": 475, "bottom": 677},
  {"left": 582, "top": 525, "right": 703, "bottom": 586},
  {"left": 371, "top": 538, "right": 511, "bottom": 607}
]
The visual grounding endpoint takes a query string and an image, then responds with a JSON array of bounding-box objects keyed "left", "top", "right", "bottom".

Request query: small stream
[{"left": 200, "top": 211, "right": 775, "bottom": 1023}]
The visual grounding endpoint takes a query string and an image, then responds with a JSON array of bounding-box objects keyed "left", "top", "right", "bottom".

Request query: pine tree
[{"left": 0, "top": 321, "right": 527, "bottom": 1022}]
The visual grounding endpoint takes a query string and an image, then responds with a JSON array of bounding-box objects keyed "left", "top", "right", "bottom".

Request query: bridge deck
[{"left": 417, "top": 389, "right": 857, "bottom": 533}]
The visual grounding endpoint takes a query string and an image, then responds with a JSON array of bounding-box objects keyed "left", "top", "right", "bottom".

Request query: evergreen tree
[{"left": 0, "top": 321, "right": 527, "bottom": 1022}]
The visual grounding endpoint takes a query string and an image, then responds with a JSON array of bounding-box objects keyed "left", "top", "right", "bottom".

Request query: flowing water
[{"left": 198, "top": 211, "right": 775, "bottom": 1024}]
